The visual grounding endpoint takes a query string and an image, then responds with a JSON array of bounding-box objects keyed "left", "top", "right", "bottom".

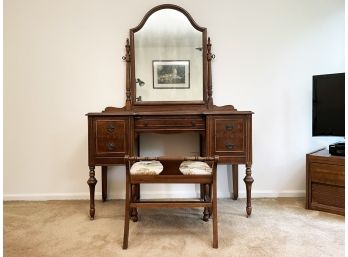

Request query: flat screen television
[{"left": 312, "top": 73, "right": 345, "bottom": 137}]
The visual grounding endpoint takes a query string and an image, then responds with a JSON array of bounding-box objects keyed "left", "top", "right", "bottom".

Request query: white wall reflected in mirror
[{"left": 134, "top": 9, "right": 203, "bottom": 102}]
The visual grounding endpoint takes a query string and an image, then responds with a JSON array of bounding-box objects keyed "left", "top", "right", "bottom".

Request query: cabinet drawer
[
  {"left": 134, "top": 116, "right": 205, "bottom": 131},
  {"left": 95, "top": 120, "right": 127, "bottom": 155},
  {"left": 214, "top": 118, "right": 245, "bottom": 154},
  {"left": 312, "top": 183, "right": 344, "bottom": 209},
  {"left": 311, "top": 162, "right": 344, "bottom": 186}
]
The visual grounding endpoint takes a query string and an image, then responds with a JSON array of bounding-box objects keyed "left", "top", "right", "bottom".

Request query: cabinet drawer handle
[
  {"left": 225, "top": 143, "right": 234, "bottom": 150},
  {"left": 191, "top": 121, "right": 196, "bottom": 127},
  {"left": 107, "top": 124, "right": 115, "bottom": 133},
  {"left": 107, "top": 143, "right": 115, "bottom": 151},
  {"left": 225, "top": 125, "right": 234, "bottom": 130}
]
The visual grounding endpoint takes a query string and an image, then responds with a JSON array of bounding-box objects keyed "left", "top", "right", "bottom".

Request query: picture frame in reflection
[{"left": 153, "top": 60, "right": 190, "bottom": 89}]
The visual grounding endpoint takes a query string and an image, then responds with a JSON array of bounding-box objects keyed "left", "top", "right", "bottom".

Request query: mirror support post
[
  {"left": 123, "top": 39, "right": 132, "bottom": 110},
  {"left": 207, "top": 37, "right": 214, "bottom": 109}
]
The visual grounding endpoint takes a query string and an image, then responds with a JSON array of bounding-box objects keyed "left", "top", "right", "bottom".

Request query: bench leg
[
  {"left": 203, "top": 184, "right": 210, "bottom": 221},
  {"left": 209, "top": 183, "right": 213, "bottom": 218},
  {"left": 212, "top": 175, "right": 218, "bottom": 248},
  {"left": 123, "top": 178, "right": 130, "bottom": 249},
  {"left": 200, "top": 184, "right": 205, "bottom": 200},
  {"left": 136, "top": 184, "right": 140, "bottom": 200},
  {"left": 130, "top": 184, "right": 138, "bottom": 222}
]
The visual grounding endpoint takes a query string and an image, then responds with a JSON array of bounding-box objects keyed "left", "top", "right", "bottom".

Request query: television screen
[{"left": 312, "top": 73, "right": 345, "bottom": 136}]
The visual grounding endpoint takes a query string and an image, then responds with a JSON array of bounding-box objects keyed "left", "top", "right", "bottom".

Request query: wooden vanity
[{"left": 86, "top": 4, "right": 254, "bottom": 219}]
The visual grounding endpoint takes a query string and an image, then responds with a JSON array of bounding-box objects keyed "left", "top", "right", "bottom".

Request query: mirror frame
[{"left": 128, "top": 4, "right": 209, "bottom": 109}]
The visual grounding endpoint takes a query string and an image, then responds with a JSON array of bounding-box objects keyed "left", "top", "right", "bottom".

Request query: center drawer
[{"left": 134, "top": 115, "right": 205, "bottom": 131}]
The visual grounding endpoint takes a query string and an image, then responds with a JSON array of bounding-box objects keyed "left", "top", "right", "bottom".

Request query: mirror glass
[{"left": 134, "top": 9, "right": 203, "bottom": 102}]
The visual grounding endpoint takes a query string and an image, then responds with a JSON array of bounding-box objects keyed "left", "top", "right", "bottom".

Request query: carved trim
[
  {"left": 131, "top": 4, "right": 206, "bottom": 33},
  {"left": 211, "top": 105, "right": 237, "bottom": 111},
  {"left": 103, "top": 106, "right": 127, "bottom": 112},
  {"left": 124, "top": 39, "right": 131, "bottom": 62}
]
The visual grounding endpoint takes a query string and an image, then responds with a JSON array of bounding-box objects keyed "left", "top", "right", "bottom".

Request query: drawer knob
[
  {"left": 225, "top": 143, "right": 234, "bottom": 150},
  {"left": 107, "top": 124, "right": 115, "bottom": 133},
  {"left": 191, "top": 121, "right": 196, "bottom": 127},
  {"left": 225, "top": 125, "right": 234, "bottom": 130},
  {"left": 107, "top": 143, "right": 115, "bottom": 151}
]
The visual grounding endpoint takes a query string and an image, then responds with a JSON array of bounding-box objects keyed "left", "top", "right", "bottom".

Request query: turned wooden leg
[
  {"left": 87, "top": 166, "right": 97, "bottom": 220},
  {"left": 203, "top": 184, "right": 210, "bottom": 222},
  {"left": 243, "top": 163, "right": 254, "bottom": 217},
  {"left": 232, "top": 164, "right": 238, "bottom": 200},
  {"left": 102, "top": 166, "right": 107, "bottom": 202},
  {"left": 130, "top": 184, "right": 138, "bottom": 222}
]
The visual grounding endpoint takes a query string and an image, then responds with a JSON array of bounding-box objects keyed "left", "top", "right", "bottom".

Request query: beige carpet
[{"left": 4, "top": 198, "right": 344, "bottom": 257}]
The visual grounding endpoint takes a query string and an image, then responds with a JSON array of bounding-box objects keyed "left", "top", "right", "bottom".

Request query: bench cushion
[
  {"left": 179, "top": 161, "right": 212, "bottom": 175},
  {"left": 130, "top": 161, "right": 163, "bottom": 175}
]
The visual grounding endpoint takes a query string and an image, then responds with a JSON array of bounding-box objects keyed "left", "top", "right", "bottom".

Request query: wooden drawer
[
  {"left": 134, "top": 116, "right": 205, "bottom": 131},
  {"left": 215, "top": 119, "right": 244, "bottom": 152},
  {"left": 95, "top": 119, "right": 127, "bottom": 155},
  {"left": 213, "top": 117, "right": 245, "bottom": 155},
  {"left": 312, "top": 183, "right": 345, "bottom": 210},
  {"left": 311, "top": 162, "right": 344, "bottom": 186}
]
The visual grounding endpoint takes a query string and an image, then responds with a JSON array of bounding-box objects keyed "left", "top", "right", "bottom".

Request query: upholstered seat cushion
[
  {"left": 130, "top": 161, "right": 163, "bottom": 175},
  {"left": 179, "top": 161, "right": 212, "bottom": 175}
]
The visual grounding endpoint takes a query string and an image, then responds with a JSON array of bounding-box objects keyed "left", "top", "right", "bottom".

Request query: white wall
[{"left": 4, "top": 0, "right": 344, "bottom": 200}]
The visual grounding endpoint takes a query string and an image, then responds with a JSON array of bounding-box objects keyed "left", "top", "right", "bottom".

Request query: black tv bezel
[{"left": 312, "top": 72, "right": 345, "bottom": 137}]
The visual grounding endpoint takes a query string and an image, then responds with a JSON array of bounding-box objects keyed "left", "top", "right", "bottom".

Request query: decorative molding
[
  {"left": 4, "top": 190, "right": 305, "bottom": 201},
  {"left": 103, "top": 106, "right": 127, "bottom": 112},
  {"left": 130, "top": 4, "right": 206, "bottom": 34},
  {"left": 211, "top": 105, "right": 236, "bottom": 111}
]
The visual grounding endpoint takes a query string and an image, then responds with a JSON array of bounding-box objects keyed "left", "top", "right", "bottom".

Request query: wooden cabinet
[
  {"left": 306, "top": 149, "right": 345, "bottom": 215},
  {"left": 208, "top": 114, "right": 252, "bottom": 164},
  {"left": 88, "top": 116, "right": 131, "bottom": 165},
  {"left": 95, "top": 120, "right": 127, "bottom": 155}
]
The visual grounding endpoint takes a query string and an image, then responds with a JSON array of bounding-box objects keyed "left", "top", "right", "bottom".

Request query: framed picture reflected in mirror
[{"left": 152, "top": 60, "right": 190, "bottom": 89}]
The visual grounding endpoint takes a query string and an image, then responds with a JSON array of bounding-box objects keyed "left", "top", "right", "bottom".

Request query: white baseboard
[
  {"left": 3, "top": 190, "right": 305, "bottom": 201},
  {"left": 3, "top": 193, "right": 102, "bottom": 201}
]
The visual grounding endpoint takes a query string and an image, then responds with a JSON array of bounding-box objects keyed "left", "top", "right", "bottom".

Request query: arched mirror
[{"left": 130, "top": 5, "right": 208, "bottom": 105}]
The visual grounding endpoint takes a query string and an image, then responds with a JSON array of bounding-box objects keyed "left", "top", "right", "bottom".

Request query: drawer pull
[
  {"left": 191, "top": 121, "right": 196, "bottom": 127},
  {"left": 225, "top": 125, "right": 234, "bottom": 130},
  {"left": 107, "top": 143, "right": 115, "bottom": 151},
  {"left": 225, "top": 143, "right": 234, "bottom": 150},
  {"left": 107, "top": 124, "right": 115, "bottom": 133}
]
